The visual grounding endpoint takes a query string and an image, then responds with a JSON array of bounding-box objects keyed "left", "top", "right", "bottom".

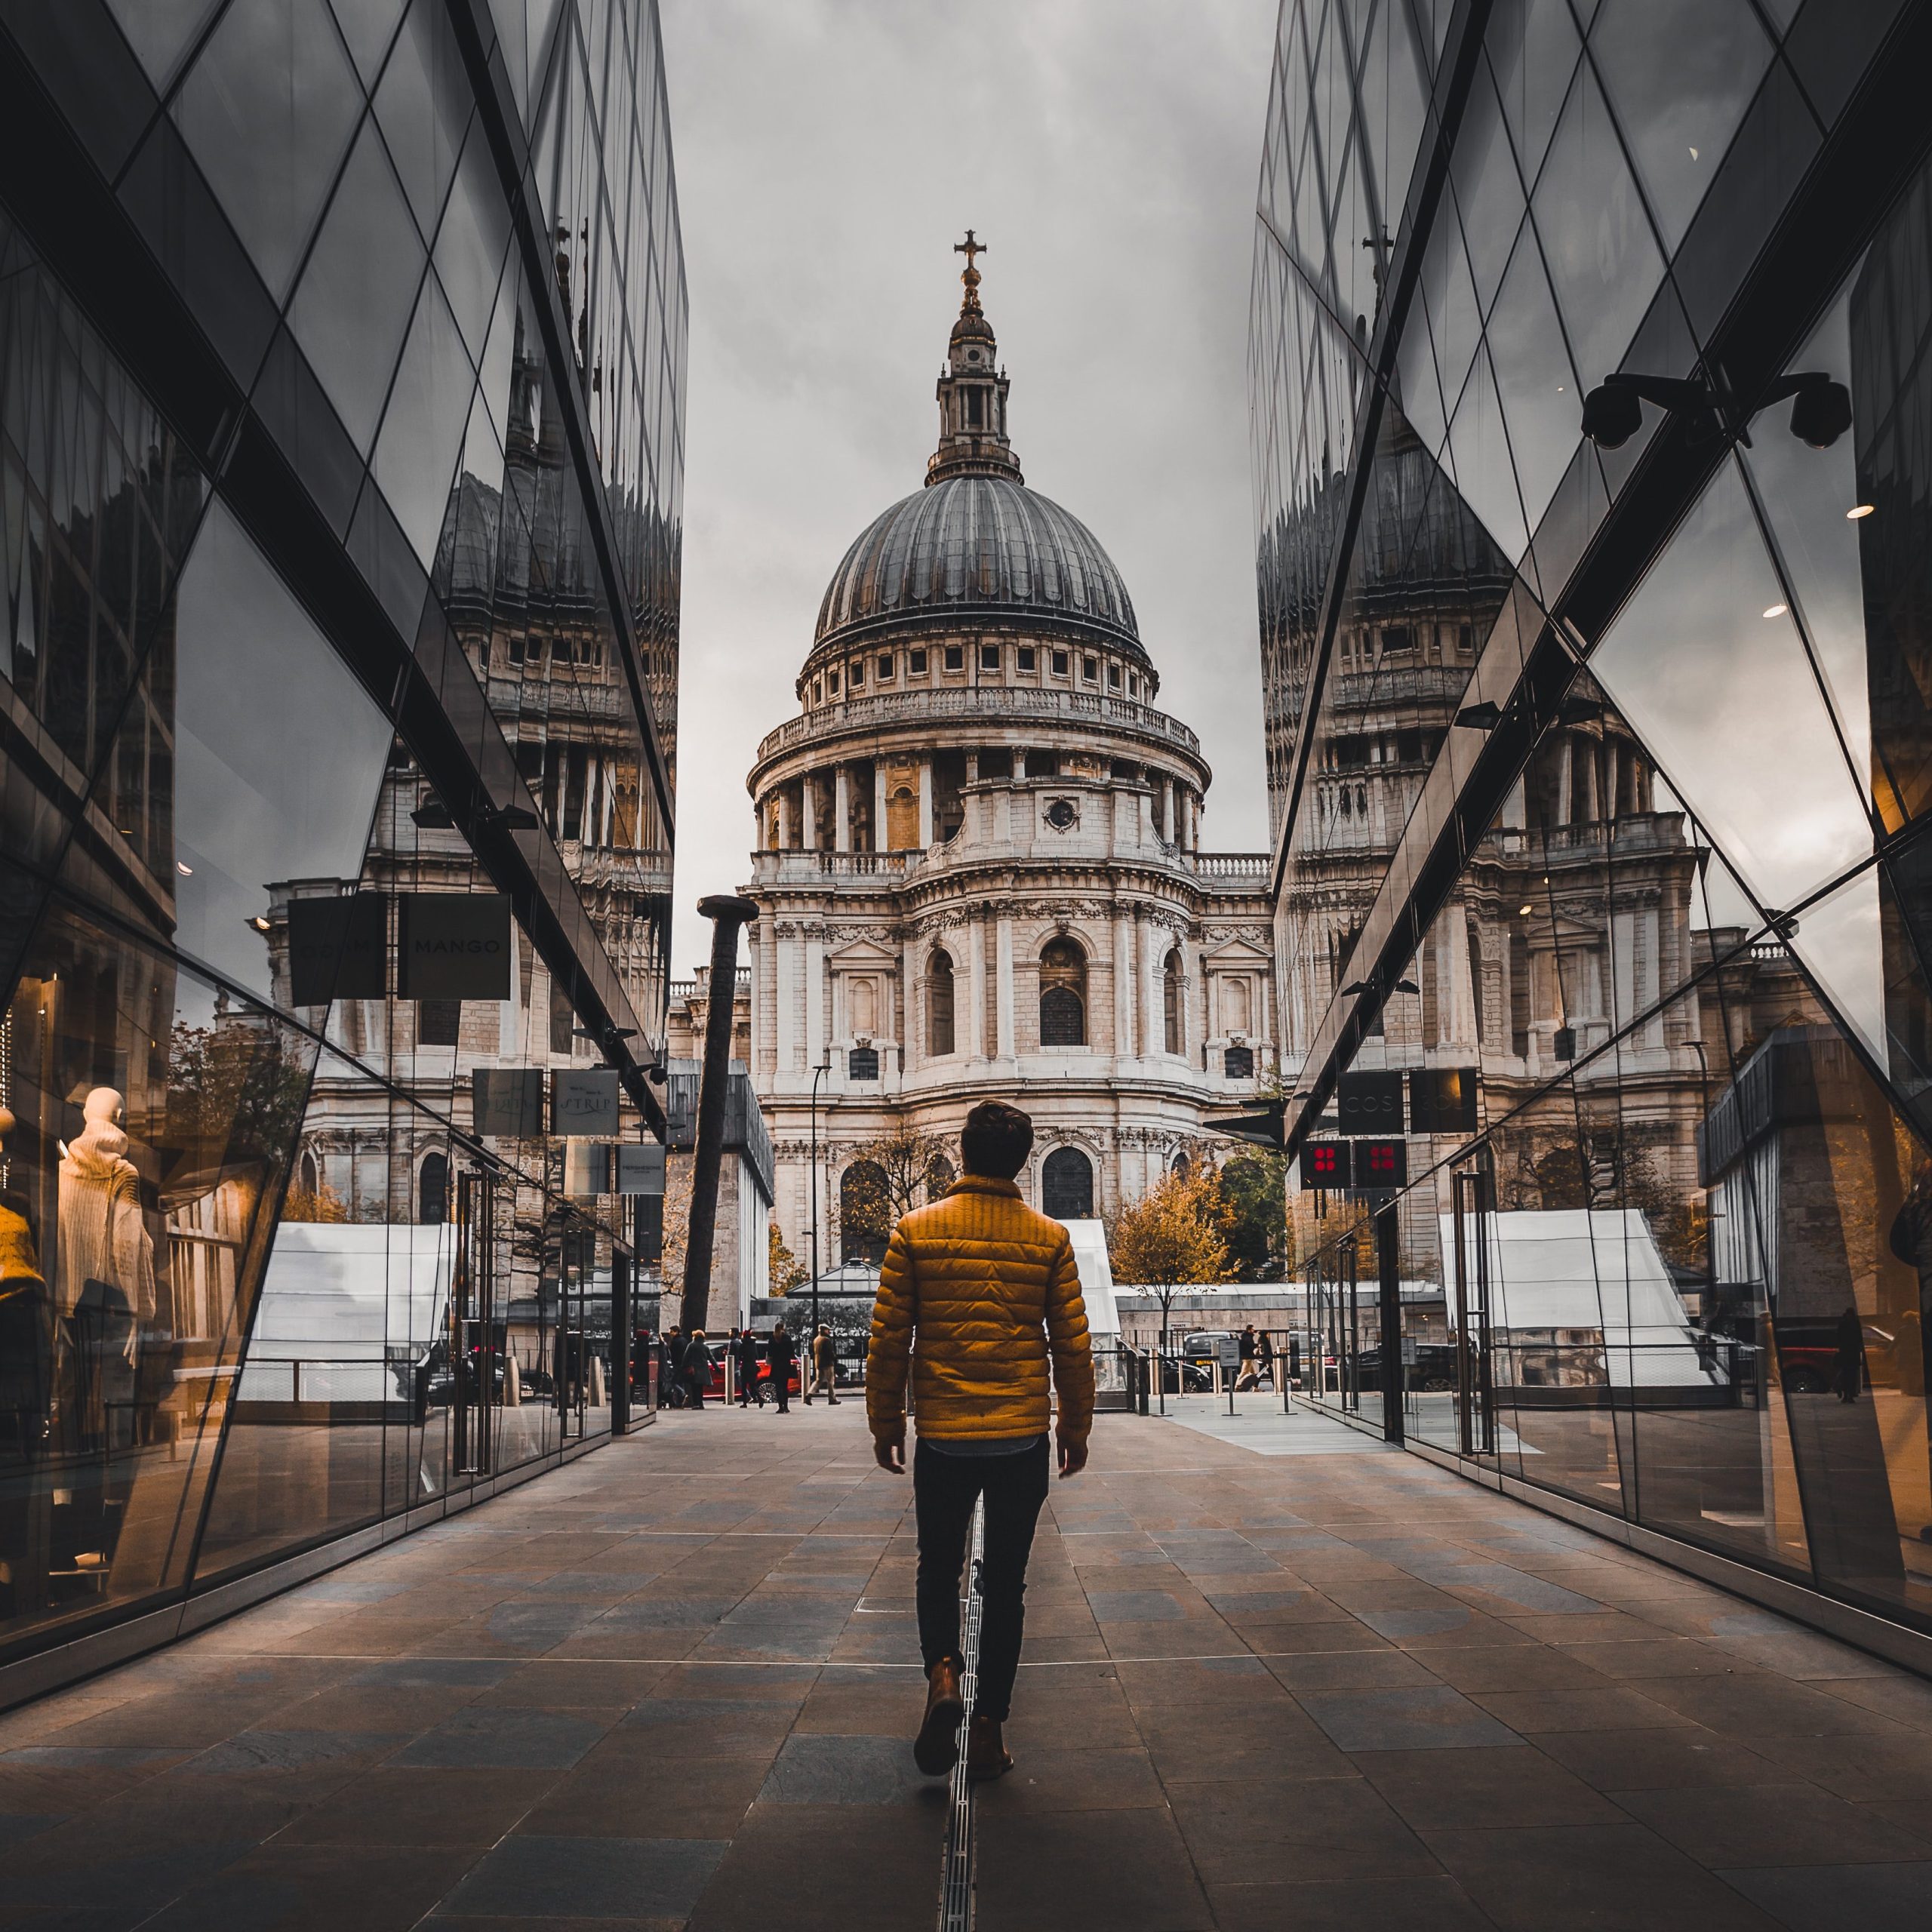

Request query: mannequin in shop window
[{"left": 56, "top": 1088, "right": 155, "bottom": 1447}]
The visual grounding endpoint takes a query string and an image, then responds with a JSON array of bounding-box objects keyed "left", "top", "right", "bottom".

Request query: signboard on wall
[
  {"left": 1336, "top": 1070, "right": 1404, "bottom": 1134},
  {"left": 615, "top": 1143, "right": 666, "bottom": 1196},
  {"left": 396, "top": 892, "right": 512, "bottom": 1000},
  {"left": 552, "top": 1069, "right": 620, "bottom": 1137},
  {"left": 287, "top": 892, "right": 386, "bottom": 1006},
  {"left": 473, "top": 1068, "right": 546, "bottom": 1138},
  {"left": 1410, "top": 1066, "right": 1479, "bottom": 1134}
]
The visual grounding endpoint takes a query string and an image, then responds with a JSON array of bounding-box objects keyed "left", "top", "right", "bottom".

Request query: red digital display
[
  {"left": 1300, "top": 1142, "right": 1352, "bottom": 1190},
  {"left": 1355, "top": 1137, "right": 1408, "bottom": 1187}
]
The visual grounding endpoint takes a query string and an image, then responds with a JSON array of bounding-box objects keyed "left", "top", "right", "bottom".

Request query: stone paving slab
[{"left": 2, "top": 1402, "right": 1932, "bottom": 1927}]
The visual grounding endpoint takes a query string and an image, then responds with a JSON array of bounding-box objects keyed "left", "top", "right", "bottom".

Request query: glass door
[
  {"left": 1451, "top": 1158, "right": 1498, "bottom": 1457},
  {"left": 452, "top": 1169, "right": 500, "bottom": 1478}
]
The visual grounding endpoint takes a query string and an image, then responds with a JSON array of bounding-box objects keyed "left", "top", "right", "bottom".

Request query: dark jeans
[{"left": 914, "top": 1436, "right": 1050, "bottom": 1723}]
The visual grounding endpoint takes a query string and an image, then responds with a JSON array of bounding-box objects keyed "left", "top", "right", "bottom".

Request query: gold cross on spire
[{"left": 954, "top": 229, "right": 986, "bottom": 311}]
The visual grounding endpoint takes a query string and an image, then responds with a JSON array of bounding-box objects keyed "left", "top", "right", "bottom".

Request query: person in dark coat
[
  {"left": 683, "top": 1329, "right": 709, "bottom": 1408},
  {"left": 1835, "top": 1306, "right": 1865, "bottom": 1403},
  {"left": 736, "top": 1326, "right": 767, "bottom": 1407},
  {"left": 768, "top": 1321, "right": 795, "bottom": 1413}
]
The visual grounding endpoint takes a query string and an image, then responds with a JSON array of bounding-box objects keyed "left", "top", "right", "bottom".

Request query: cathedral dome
[{"left": 814, "top": 474, "right": 1144, "bottom": 660}]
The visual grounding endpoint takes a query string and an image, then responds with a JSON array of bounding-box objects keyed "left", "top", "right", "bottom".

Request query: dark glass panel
[
  {"left": 1586, "top": 0, "right": 1773, "bottom": 254},
  {"left": 288, "top": 116, "right": 428, "bottom": 454},
  {"left": 1530, "top": 63, "right": 1663, "bottom": 392},
  {"left": 372, "top": 0, "right": 471, "bottom": 240},
  {"left": 1487, "top": 0, "right": 1583, "bottom": 189},
  {"left": 1484, "top": 222, "right": 1580, "bottom": 539},
  {"left": 372, "top": 272, "right": 474, "bottom": 565},
  {"left": 106, "top": 0, "right": 223, "bottom": 90},
  {"left": 173, "top": 0, "right": 364, "bottom": 298},
  {"left": 149, "top": 500, "right": 394, "bottom": 1005}
]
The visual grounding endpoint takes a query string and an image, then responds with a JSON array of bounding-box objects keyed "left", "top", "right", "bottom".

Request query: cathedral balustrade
[
  {"left": 1189, "top": 852, "right": 1271, "bottom": 880},
  {"left": 753, "top": 684, "right": 1202, "bottom": 764},
  {"left": 750, "top": 851, "right": 913, "bottom": 883}
]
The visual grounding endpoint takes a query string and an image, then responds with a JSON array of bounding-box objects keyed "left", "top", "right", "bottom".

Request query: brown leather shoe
[
  {"left": 965, "top": 1712, "right": 1014, "bottom": 1782},
  {"left": 912, "top": 1660, "right": 965, "bottom": 1776}
]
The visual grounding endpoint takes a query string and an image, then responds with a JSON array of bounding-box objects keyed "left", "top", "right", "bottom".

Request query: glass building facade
[
  {"left": 1252, "top": 0, "right": 1932, "bottom": 1652},
  {"left": 0, "top": 0, "right": 683, "bottom": 1698}
]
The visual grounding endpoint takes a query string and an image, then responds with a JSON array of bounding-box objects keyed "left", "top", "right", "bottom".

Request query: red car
[{"left": 703, "top": 1339, "right": 803, "bottom": 1401}]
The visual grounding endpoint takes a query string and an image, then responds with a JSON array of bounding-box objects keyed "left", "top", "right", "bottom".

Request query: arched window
[
  {"left": 1041, "top": 1147, "right": 1094, "bottom": 1220},
  {"left": 1171, "top": 1149, "right": 1192, "bottom": 1179},
  {"left": 419, "top": 1152, "right": 448, "bottom": 1225},
  {"left": 1224, "top": 977, "right": 1252, "bottom": 1035},
  {"left": 850, "top": 977, "right": 877, "bottom": 1035},
  {"left": 300, "top": 1150, "right": 319, "bottom": 1195},
  {"left": 1039, "top": 937, "right": 1087, "bottom": 1047},
  {"left": 840, "top": 1159, "right": 890, "bottom": 1263},
  {"left": 928, "top": 949, "right": 955, "bottom": 1056},
  {"left": 1163, "top": 950, "right": 1182, "bottom": 1055},
  {"left": 927, "top": 1154, "right": 955, "bottom": 1201}
]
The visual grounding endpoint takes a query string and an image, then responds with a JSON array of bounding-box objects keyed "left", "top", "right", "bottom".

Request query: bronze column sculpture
[{"left": 681, "top": 895, "right": 758, "bottom": 1336}]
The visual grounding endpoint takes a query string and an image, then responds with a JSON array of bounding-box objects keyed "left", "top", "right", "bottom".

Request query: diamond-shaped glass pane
[
  {"left": 1445, "top": 343, "right": 1531, "bottom": 568},
  {"left": 1588, "top": 0, "right": 1774, "bottom": 253},
  {"left": 174, "top": 0, "right": 362, "bottom": 297},
  {"left": 1486, "top": 223, "right": 1579, "bottom": 538},
  {"left": 1589, "top": 458, "right": 1874, "bottom": 914},
  {"left": 373, "top": 274, "right": 475, "bottom": 567},
  {"left": 1531, "top": 63, "right": 1663, "bottom": 392}
]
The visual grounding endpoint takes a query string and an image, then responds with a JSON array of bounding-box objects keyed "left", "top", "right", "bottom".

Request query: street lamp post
[{"left": 808, "top": 1059, "right": 832, "bottom": 1348}]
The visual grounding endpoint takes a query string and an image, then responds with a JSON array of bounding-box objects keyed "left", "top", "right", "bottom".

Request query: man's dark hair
[{"left": 961, "top": 1100, "right": 1033, "bottom": 1180}]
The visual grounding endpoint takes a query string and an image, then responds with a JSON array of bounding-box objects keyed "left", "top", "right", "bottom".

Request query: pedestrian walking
[
  {"left": 868, "top": 1099, "right": 1093, "bottom": 1784},
  {"left": 768, "top": 1321, "right": 795, "bottom": 1412},
  {"left": 1835, "top": 1305, "right": 1864, "bottom": 1403},
  {"left": 1258, "top": 1330, "right": 1275, "bottom": 1389},
  {"left": 1235, "top": 1323, "right": 1260, "bottom": 1391},
  {"left": 812, "top": 1324, "right": 841, "bottom": 1404},
  {"left": 735, "top": 1325, "right": 766, "bottom": 1407},
  {"left": 683, "top": 1329, "right": 709, "bottom": 1408}
]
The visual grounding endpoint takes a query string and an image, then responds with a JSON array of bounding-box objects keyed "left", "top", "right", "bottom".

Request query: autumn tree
[
  {"left": 838, "top": 1127, "right": 955, "bottom": 1261},
  {"left": 1218, "top": 1151, "right": 1291, "bottom": 1281},
  {"left": 768, "top": 1220, "right": 807, "bottom": 1295},
  {"left": 1106, "top": 1163, "right": 1233, "bottom": 1360}
]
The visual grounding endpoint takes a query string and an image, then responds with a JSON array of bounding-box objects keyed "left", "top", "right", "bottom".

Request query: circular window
[
  {"left": 1044, "top": 799, "right": 1077, "bottom": 831},
  {"left": 966, "top": 349, "right": 980, "bottom": 363}
]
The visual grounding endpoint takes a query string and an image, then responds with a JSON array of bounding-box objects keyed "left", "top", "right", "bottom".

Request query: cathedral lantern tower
[{"left": 736, "top": 240, "right": 1274, "bottom": 1278}]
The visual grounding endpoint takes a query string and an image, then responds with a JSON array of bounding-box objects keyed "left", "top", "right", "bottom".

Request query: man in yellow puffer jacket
[{"left": 867, "top": 1099, "right": 1094, "bottom": 1783}]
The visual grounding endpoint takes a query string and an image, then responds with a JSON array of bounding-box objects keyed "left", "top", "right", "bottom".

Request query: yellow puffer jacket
[{"left": 866, "top": 1175, "right": 1094, "bottom": 1444}]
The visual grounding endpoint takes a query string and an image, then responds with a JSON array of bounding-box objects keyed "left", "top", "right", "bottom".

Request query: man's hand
[
  {"left": 1057, "top": 1433, "right": 1088, "bottom": 1480},
  {"left": 874, "top": 1430, "right": 906, "bottom": 1475}
]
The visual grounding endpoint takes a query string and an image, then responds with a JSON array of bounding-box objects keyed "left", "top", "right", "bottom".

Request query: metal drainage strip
[{"left": 938, "top": 1500, "right": 986, "bottom": 1932}]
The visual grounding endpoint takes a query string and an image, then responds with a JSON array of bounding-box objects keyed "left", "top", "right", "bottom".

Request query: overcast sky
[{"left": 658, "top": 0, "right": 1279, "bottom": 975}]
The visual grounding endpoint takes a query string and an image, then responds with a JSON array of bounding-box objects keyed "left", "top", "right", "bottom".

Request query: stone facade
[{"left": 739, "top": 247, "right": 1275, "bottom": 1274}]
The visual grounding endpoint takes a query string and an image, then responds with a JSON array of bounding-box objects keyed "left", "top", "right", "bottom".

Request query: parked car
[
  {"left": 1771, "top": 1315, "right": 1898, "bottom": 1394},
  {"left": 1352, "top": 1343, "right": 1458, "bottom": 1393}
]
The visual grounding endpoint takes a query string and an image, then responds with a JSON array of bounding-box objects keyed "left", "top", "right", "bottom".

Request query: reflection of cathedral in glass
[
  {"left": 0, "top": 2, "right": 682, "bottom": 1693},
  {"left": 1257, "top": 0, "right": 1932, "bottom": 1651}
]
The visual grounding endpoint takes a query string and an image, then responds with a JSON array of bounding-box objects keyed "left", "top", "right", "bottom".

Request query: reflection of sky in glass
[
  {"left": 1786, "top": 862, "right": 1886, "bottom": 1066},
  {"left": 1590, "top": 459, "right": 1873, "bottom": 914},
  {"left": 170, "top": 503, "right": 393, "bottom": 998},
  {"left": 1741, "top": 285, "right": 1875, "bottom": 793}
]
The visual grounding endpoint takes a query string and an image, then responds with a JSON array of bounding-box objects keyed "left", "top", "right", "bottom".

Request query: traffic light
[{"left": 1300, "top": 1142, "right": 1352, "bottom": 1190}]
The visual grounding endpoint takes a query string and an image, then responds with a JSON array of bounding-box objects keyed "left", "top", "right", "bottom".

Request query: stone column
[
  {"left": 834, "top": 764, "right": 851, "bottom": 853},
  {"left": 968, "top": 909, "right": 988, "bottom": 1060},
  {"left": 1113, "top": 909, "right": 1136, "bottom": 1059},
  {"left": 995, "top": 915, "right": 1016, "bottom": 1060},
  {"left": 804, "top": 923, "right": 826, "bottom": 1070},
  {"left": 901, "top": 928, "right": 921, "bottom": 1070},
  {"left": 755, "top": 910, "right": 777, "bottom": 1074},
  {"left": 777, "top": 788, "right": 792, "bottom": 850},
  {"left": 1140, "top": 912, "right": 1161, "bottom": 1058},
  {"left": 874, "top": 763, "right": 889, "bottom": 851},
  {"left": 1012, "top": 746, "right": 1026, "bottom": 780},
  {"left": 1162, "top": 776, "right": 1175, "bottom": 841},
  {"left": 801, "top": 773, "right": 818, "bottom": 851},
  {"left": 776, "top": 923, "right": 799, "bottom": 1070},
  {"left": 917, "top": 757, "right": 934, "bottom": 848}
]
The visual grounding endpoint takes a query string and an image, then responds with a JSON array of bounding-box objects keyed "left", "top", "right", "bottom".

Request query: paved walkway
[{"left": 4, "top": 1403, "right": 1932, "bottom": 1930}]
